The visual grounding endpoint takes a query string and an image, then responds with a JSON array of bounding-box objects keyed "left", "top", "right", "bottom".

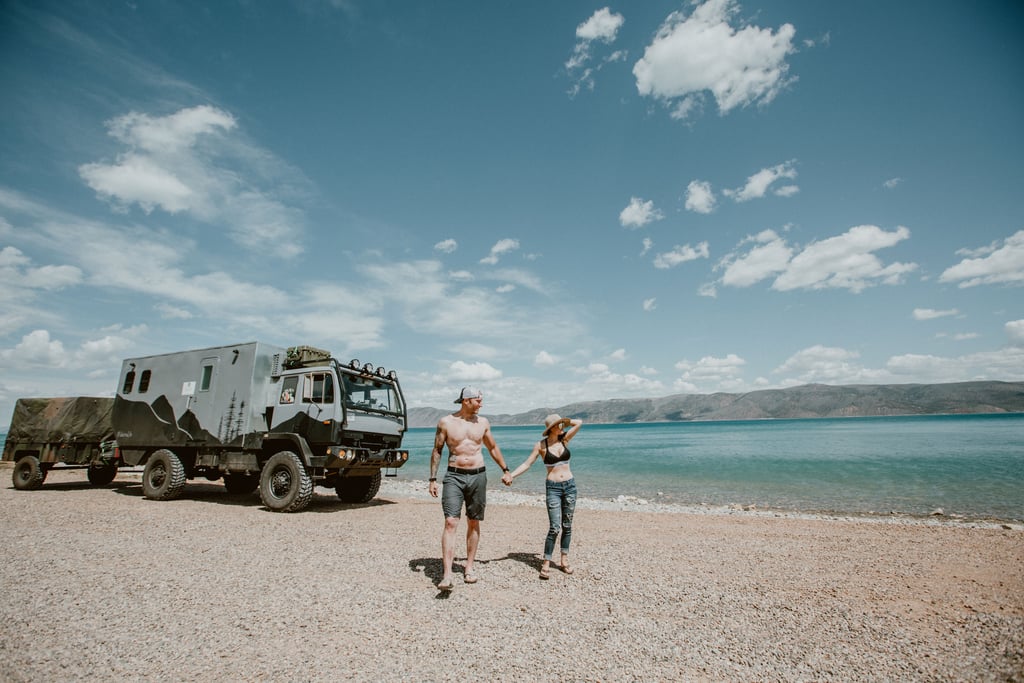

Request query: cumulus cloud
[
  {"left": 883, "top": 177, "right": 903, "bottom": 189},
  {"left": 0, "top": 247, "right": 84, "bottom": 303},
  {"left": 448, "top": 360, "right": 503, "bottom": 382},
  {"left": 717, "top": 230, "right": 792, "bottom": 287},
  {"left": 1006, "top": 320, "right": 1024, "bottom": 345},
  {"left": 434, "top": 238, "right": 458, "bottom": 253},
  {"left": 643, "top": 297, "right": 657, "bottom": 311},
  {"left": 566, "top": 7, "right": 626, "bottom": 96},
  {"left": 633, "top": 0, "right": 796, "bottom": 121},
  {"left": 480, "top": 238, "right": 520, "bottom": 265},
  {"left": 913, "top": 308, "right": 958, "bottom": 321},
  {"left": 675, "top": 353, "right": 746, "bottom": 383},
  {"left": 684, "top": 180, "right": 716, "bottom": 213},
  {"left": 939, "top": 230, "right": 1024, "bottom": 288},
  {"left": 620, "top": 197, "right": 664, "bottom": 229},
  {"left": 534, "top": 351, "right": 557, "bottom": 367},
  {"left": 723, "top": 160, "right": 798, "bottom": 202},
  {"left": 78, "top": 105, "right": 307, "bottom": 257},
  {"left": 0, "top": 329, "right": 67, "bottom": 368},
  {"left": 714, "top": 225, "right": 916, "bottom": 293},
  {"left": 654, "top": 242, "right": 710, "bottom": 269},
  {"left": 640, "top": 238, "right": 653, "bottom": 256}
]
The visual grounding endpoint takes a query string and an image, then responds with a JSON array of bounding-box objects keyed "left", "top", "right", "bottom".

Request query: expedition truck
[{"left": 2, "top": 342, "right": 409, "bottom": 512}]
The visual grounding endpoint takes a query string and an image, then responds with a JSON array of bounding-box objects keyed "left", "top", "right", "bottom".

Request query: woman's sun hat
[{"left": 543, "top": 414, "right": 571, "bottom": 435}]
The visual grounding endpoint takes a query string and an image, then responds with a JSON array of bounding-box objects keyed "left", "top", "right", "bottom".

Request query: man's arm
[
  {"left": 482, "top": 424, "right": 512, "bottom": 484},
  {"left": 428, "top": 420, "right": 447, "bottom": 498}
]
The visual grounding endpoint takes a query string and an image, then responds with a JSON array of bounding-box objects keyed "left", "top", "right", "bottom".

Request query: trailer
[
  {"left": 3, "top": 342, "right": 410, "bottom": 512},
  {"left": 3, "top": 397, "right": 118, "bottom": 489}
]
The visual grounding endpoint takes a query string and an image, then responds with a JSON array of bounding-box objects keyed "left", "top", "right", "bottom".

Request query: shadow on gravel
[
  {"left": 108, "top": 481, "right": 399, "bottom": 512},
  {"left": 488, "top": 551, "right": 545, "bottom": 573},
  {"left": 410, "top": 557, "right": 478, "bottom": 599}
]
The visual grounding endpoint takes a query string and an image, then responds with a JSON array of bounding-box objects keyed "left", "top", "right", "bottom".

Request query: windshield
[{"left": 341, "top": 372, "right": 402, "bottom": 414}]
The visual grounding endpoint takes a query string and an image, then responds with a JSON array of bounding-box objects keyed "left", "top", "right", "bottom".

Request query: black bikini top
[{"left": 541, "top": 437, "right": 571, "bottom": 468}]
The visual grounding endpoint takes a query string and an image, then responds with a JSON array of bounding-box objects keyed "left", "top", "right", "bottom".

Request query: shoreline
[{"left": 380, "top": 476, "right": 1022, "bottom": 530}]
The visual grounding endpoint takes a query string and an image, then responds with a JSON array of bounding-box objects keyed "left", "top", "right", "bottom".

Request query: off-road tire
[
  {"left": 335, "top": 470, "right": 382, "bottom": 504},
  {"left": 259, "top": 451, "right": 313, "bottom": 512},
  {"left": 142, "top": 449, "right": 187, "bottom": 501},
  {"left": 223, "top": 473, "right": 259, "bottom": 495},
  {"left": 12, "top": 455, "right": 44, "bottom": 490},
  {"left": 87, "top": 463, "right": 118, "bottom": 486}
]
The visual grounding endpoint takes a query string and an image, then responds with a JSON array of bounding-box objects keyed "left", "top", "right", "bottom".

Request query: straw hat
[{"left": 543, "top": 414, "right": 571, "bottom": 435}]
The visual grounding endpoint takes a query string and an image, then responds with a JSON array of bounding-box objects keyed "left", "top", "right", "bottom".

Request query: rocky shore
[{"left": 1, "top": 467, "right": 1021, "bottom": 681}]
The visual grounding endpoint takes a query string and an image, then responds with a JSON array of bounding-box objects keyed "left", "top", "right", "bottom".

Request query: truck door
[{"left": 269, "top": 371, "right": 336, "bottom": 443}]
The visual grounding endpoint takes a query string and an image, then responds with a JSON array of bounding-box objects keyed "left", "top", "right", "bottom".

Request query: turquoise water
[{"left": 401, "top": 414, "right": 1024, "bottom": 522}]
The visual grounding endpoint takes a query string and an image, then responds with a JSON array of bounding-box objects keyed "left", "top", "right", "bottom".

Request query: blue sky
[{"left": 2, "top": 0, "right": 1023, "bottom": 427}]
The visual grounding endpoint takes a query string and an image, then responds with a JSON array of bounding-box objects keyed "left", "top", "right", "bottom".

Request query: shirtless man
[{"left": 429, "top": 387, "right": 512, "bottom": 590}]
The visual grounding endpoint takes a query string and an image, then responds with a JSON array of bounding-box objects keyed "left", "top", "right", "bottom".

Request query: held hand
[
  {"left": 501, "top": 472, "right": 513, "bottom": 486},
  {"left": 428, "top": 480, "right": 439, "bottom": 498}
]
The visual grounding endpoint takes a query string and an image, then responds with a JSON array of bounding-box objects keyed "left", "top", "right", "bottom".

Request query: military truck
[{"left": 3, "top": 341, "right": 409, "bottom": 512}]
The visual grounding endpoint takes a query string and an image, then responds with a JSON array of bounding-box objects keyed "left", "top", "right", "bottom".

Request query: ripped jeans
[{"left": 544, "top": 478, "right": 577, "bottom": 561}]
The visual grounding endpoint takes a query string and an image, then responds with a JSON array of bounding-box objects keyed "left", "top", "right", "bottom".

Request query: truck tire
[
  {"left": 259, "top": 451, "right": 313, "bottom": 512},
  {"left": 87, "top": 463, "right": 118, "bottom": 486},
  {"left": 335, "top": 470, "right": 382, "bottom": 504},
  {"left": 12, "top": 455, "right": 45, "bottom": 491},
  {"left": 142, "top": 449, "right": 187, "bottom": 501},
  {"left": 223, "top": 473, "right": 259, "bottom": 495}
]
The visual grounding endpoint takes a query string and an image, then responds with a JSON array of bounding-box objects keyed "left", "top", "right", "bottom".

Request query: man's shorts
[{"left": 441, "top": 467, "right": 487, "bottom": 521}]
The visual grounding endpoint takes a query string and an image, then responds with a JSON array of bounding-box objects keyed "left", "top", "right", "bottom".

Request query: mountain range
[{"left": 406, "top": 381, "right": 1024, "bottom": 429}]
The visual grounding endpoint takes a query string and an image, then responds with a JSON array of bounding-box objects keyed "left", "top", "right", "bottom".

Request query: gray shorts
[{"left": 441, "top": 468, "right": 487, "bottom": 521}]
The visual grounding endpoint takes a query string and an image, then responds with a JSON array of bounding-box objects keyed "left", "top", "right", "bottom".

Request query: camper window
[
  {"left": 200, "top": 364, "right": 214, "bottom": 391},
  {"left": 122, "top": 370, "right": 136, "bottom": 394},
  {"left": 139, "top": 369, "right": 152, "bottom": 393}
]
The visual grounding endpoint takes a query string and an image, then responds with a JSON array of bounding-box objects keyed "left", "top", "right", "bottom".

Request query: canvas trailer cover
[{"left": 2, "top": 397, "right": 115, "bottom": 464}]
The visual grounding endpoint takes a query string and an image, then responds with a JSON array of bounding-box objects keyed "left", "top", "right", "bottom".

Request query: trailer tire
[
  {"left": 87, "top": 463, "right": 118, "bottom": 486},
  {"left": 223, "top": 473, "right": 259, "bottom": 495},
  {"left": 142, "top": 449, "right": 187, "bottom": 501},
  {"left": 259, "top": 451, "right": 313, "bottom": 512},
  {"left": 12, "top": 455, "right": 45, "bottom": 491},
  {"left": 336, "top": 470, "right": 382, "bottom": 504}
]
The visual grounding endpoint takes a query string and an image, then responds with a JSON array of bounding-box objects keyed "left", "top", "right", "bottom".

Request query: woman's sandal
[
  {"left": 559, "top": 560, "right": 574, "bottom": 575},
  {"left": 539, "top": 567, "right": 550, "bottom": 580}
]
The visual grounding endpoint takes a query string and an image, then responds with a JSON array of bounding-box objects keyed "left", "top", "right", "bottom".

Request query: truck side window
[
  {"left": 279, "top": 376, "right": 298, "bottom": 404},
  {"left": 139, "top": 369, "right": 152, "bottom": 393},
  {"left": 122, "top": 370, "right": 136, "bottom": 393},
  {"left": 303, "top": 372, "right": 334, "bottom": 403},
  {"left": 200, "top": 364, "right": 214, "bottom": 392}
]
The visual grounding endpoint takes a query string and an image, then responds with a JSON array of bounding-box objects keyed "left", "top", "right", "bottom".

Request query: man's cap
[{"left": 454, "top": 386, "right": 483, "bottom": 404}]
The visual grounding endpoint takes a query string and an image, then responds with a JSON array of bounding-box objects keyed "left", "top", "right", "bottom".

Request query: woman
[{"left": 506, "top": 413, "right": 583, "bottom": 579}]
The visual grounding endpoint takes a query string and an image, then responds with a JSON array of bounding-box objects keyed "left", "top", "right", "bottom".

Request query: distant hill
[{"left": 406, "top": 381, "right": 1024, "bottom": 428}]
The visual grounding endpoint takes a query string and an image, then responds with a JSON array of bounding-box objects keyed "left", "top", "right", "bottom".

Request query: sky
[{"left": 1, "top": 0, "right": 1023, "bottom": 428}]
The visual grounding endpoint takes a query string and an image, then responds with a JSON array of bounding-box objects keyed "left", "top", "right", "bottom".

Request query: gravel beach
[{"left": 1, "top": 466, "right": 1021, "bottom": 682}]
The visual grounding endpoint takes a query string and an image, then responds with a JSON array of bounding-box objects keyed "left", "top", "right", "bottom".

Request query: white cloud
[
  {"left": 1007, "top": 320, "right": 1024, "bottom": 346},
  {"left": 653, "top": 242, "right": 710, "bottom": 269},
  {"left": 633, "top": 0, "right": 797, "bottom": 121},
  {"left": 771, "top": 225, "right": 916, "bottom": 293},
  {"left": 566, "top": 7, "right": 626, "bottom": 96},
  {"left": 773, "top": 345, "right": 887, "bottom": 384},
  {"left": 684, "top": 180, "right": 716, "bottom": 213},
  {"left": 434, "top": 238, "right": 458, "bottom": 253},
  {"left": 913, "top": 308, "right": 958, "bottom": 321},
  {"left": 675, "top": 353, "right": 746, "bottom": 382},
  {"left": 640, "top": 238, "right": 653, "bottom": 256},
  {"left": 534, "top": 351, "right": 557, "bottom": 367},
  {"left": 723, "top": 160, "right": 798, "bottom": 202},
  {"left": 78, "top": 105, "right": 307, "bottom": 256},
  {"left": 939, "top": 230, "right": 1024, "bottom": 288},
  {"left": 0, "top": 329, "right": 67, "bottom": 368},
  {"left": 448, "top": 360, "right": 503, "bottom": 382},
  {"left": 480, "top": 238, "right": 520, "bottom": 265},
  {"left": 643, "top": 297, "right": 657, "bottom": 311},
  {"left": 717, "top": 229, "right": 792, "bottom": 287},
  {"left": 883, "top": 177, "right": 903, "bottom": 189},
  {"left": 609, "top": 348, "right": 627, "bottom": 361},
  {"left": 0, "top": 247, "right": 83, "bottom": 301},
  {"left": 619, "top": 197, "right": 664, "bottom": 229},
  {"left": 496, "top": 284, "right": 515, "bottom": 293}
]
